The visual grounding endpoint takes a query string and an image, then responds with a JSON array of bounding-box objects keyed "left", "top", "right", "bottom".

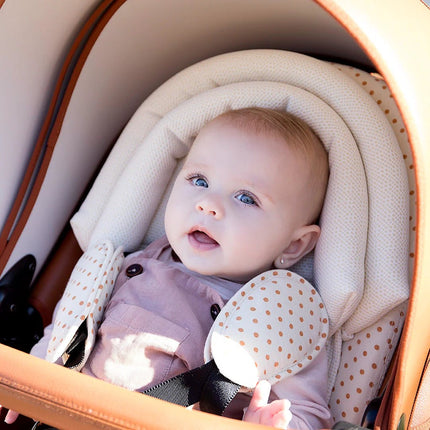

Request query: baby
[{"left": 4, "top": 107, "right": 330, "bottom": 429}]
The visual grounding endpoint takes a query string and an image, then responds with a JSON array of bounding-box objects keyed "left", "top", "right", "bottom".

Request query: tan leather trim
[
  {"left": 409, "top": 352, "right": 430, "bottom": 429},
  {"left": 0, "top": 0, "right": 126, "bottom": 274},
  {"left": 0, "top": 345, "right": 268, "bottom": 430},
  {"left": 317, "top": 1, "right": 430, "bottom": 429}
]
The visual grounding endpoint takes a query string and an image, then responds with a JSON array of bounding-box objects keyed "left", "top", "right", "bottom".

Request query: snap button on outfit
[
  {"left": 210, "top": 304, "right": 221, "bottom": 320},
  {"left": 126, "top": 264, "right": 144, "bottom": 277}
]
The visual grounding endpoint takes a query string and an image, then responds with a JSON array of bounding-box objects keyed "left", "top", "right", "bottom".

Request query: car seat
[
  {"left": 0, "top": 1, "right": 428, "bottom": 430},
  {"left": 23, "top": 49, "right": 412, "bottom": 427}
]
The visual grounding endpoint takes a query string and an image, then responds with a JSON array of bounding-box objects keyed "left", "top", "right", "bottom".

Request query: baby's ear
[{"left": 274, "top": 225, "right": 321, "bottom": 269}]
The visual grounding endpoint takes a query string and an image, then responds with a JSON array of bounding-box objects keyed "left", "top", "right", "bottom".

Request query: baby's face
[{"left": 164, "top": 119, "right": 313, "bottom": 282}]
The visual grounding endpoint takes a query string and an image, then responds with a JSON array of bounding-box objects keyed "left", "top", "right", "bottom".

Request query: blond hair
[{"left": 214, "top": 107, "right": 329, "bottom": 223}]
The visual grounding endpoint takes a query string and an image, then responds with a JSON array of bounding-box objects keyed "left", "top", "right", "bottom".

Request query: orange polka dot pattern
[
  {"left": 204, "top": 270, "right": 329, "bottom": 388},
  {"left": 45, "top": 242, "right": 124, "bottom": 368},
  {"left": 329, "top": 303, "right": 406, "bottom": 423}
]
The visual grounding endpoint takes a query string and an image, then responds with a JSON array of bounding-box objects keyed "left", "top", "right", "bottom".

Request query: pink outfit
[{"left": 32, "top": 237, "right": 332, "bottom": 429}]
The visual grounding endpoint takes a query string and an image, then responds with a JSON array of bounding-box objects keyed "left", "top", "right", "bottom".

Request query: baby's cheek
[{"left": 229, "top": 236, "right": 274, "bottom": 274}]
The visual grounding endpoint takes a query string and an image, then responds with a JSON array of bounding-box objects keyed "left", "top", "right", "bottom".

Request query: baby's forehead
[
  {"left": 201, "top": 114, "right": 259, "bottom": 135},
  {"left": 194, "top": 118, "right": 310, "bottom": 159},
  {"left": 189, "top": 126, "right": 310, "bottom": 174}
]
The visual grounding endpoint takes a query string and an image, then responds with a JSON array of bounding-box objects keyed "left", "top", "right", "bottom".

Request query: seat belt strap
[{"left": 143, "top": 359, "right": 240, "bottom": 415}]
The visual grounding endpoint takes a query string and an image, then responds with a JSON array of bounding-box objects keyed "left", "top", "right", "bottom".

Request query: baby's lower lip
[{"left": 188, "top": 231, "right": 219, "bottom": 250}]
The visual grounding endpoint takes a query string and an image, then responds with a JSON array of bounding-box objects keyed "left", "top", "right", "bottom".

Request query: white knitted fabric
[
  {"left": 67, "top": 50, "right": 411, "bottom": 424},
  {"left": 75, "top": 80, "right": 367, "bottom": 336}
]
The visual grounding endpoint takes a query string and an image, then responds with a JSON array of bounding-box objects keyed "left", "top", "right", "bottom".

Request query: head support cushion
[{"left": 70, "top": 50, "right": 409, "bottom": 339}]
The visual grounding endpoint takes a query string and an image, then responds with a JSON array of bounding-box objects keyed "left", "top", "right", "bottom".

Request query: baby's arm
[
  {"left": 245, "top": 349, "right": 332, "bottom": 429},
  {"left": 269, "top": 349, "right": 333, "bottom": 430}
]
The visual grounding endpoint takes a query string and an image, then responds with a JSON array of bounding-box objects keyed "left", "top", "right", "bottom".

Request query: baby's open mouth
[{"left": 188, "top": 229, "right": 219, "bottom": 248}]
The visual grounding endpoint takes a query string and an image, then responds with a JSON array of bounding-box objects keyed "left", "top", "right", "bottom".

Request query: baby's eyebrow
[{"left": 182, "top": 161, "right": 208, "bottom": 171}]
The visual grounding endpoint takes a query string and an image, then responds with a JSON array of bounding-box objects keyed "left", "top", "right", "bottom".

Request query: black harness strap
[
  {"left": 199, "top": 363, "right": 241, "bottom": 415},
  {"left": 143, "top": 359, "right": 240, "bottom": 415}
]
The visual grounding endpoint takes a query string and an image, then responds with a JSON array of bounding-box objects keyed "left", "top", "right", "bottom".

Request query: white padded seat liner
[
  {"left": 71, "top": 50, "right": 409, "bottom": 338},
  {"left": 77, "top": 80, "right": 367, "bottom": 336}
]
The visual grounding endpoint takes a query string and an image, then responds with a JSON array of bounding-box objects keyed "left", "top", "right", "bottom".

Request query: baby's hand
[
  {"left": 243, "top": 380, "right": 292, "bottom": 429},
  {"left": 0, "top": 405, "right": 20, "bottom": 424}
]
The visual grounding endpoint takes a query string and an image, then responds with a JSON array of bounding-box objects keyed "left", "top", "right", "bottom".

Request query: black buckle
[{"left": 62, "top": 320, "right": 88, "bottom": 369}]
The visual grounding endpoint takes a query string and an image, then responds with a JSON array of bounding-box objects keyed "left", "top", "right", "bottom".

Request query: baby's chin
[
  {"left": 184, "top": 262, "right": 261, "bottom": 283},
  {"left": 172, "top": 245, "right": 273, "bottom": 283}
]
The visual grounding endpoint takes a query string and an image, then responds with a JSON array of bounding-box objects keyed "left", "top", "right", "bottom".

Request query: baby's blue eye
[
  {"left": 236, "top": 193, "right": 256, "bottom": 206},
  {"left": 193, "top": 177, "right": 208, "bottom": 188}
]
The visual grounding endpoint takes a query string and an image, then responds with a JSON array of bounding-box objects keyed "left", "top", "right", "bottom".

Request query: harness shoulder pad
[{"left": 204, "top": 270, "right": 329, "bottom": 388}]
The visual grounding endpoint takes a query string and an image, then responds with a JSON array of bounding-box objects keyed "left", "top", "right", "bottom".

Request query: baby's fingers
[
  {"left": 4, "top": 409, "right": 20, "bottom": 424},
  {"left": 269, "top": 400, "right": 293, "bottom": 429},
  {"left": 248, "top": 380, "right": 271, "bottom": 412},
  {"left": 255, "top": 398, "right": 292, "bottom": 429}
]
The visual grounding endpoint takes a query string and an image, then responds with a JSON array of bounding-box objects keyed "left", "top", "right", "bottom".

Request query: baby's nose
[{"left": 196, "top": 197, "right": 224, "bottom": 219}]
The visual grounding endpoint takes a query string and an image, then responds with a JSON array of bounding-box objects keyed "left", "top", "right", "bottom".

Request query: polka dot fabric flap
[
  {"left": 204, "top": 270, "right": 329, "bottom": 389},
  {"left": 46, "top": 241, "right": 124, "bottom": 367}
]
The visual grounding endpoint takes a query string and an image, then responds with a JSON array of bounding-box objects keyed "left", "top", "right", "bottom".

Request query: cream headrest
[{"left": 71, "top": 50, "right": 409, "bottom": 337}]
